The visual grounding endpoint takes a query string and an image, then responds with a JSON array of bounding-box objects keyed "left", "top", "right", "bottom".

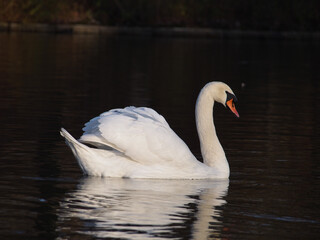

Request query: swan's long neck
[{"left": 195, "top": 86, "right": 230, "bottom": 176}]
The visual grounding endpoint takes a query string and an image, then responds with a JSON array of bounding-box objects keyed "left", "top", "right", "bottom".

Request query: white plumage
[{"left": 61, "top": 81, "right": 239, "bottom": 179}]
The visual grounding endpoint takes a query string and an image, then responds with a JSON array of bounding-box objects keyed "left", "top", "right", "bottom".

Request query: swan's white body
[{"left": 61, "top": 82, "right": 238, "bottom": 179}]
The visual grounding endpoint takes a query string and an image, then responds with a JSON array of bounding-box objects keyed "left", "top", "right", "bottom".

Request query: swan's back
[{"left": 79, "top": 107, "right": 196, "bottom": 166}]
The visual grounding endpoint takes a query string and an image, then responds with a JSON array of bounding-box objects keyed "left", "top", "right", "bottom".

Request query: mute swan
[{"left": 60, "top": 81, "right": 239, "bottom": 179}]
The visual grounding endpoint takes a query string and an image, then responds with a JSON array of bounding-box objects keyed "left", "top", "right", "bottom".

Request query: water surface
[{"left": 0, "top": 32, "right": 319, "bottom": 239}]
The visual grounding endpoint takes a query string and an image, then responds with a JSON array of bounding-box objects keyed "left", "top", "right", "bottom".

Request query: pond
[{"left": 0, "top": 32, "right": 319, "bottom": 239}]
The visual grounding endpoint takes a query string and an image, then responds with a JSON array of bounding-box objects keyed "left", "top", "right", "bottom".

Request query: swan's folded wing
[{"left": 80, "top": 107, "right": 195, "bottom": 166}]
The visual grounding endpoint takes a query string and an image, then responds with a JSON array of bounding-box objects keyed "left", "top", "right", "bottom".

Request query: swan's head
[{"left": 207, "top": 81, "right": 240, "bottom": 118}]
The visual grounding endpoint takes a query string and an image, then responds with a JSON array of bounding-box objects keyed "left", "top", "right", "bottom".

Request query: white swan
[{"left": 60, "top": 81, "right": 239, "bottom": 179}]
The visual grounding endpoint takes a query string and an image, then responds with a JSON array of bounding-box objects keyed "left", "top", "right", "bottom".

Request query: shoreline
[{"left": 1, "top": 22, "right": 320, "bottom": 40}]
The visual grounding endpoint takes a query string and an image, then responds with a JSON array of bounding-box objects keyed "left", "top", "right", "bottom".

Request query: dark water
[{"left": 0, "top": 32, "right": 319, "bottom": 239}]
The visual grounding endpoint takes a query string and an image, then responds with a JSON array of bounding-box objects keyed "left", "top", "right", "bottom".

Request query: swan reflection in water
[{"left": 58, "top": 178, "right": 229, "bottom": 239}]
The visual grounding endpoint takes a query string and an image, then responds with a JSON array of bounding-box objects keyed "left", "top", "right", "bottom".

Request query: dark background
[
  {"left": 0, "top": 0, "right": 319, "bottom": 31},
  {"left": 0, "top": 1, "right": 319, "bottom": 239},
  {"left": 0, "top": 32, "right": 319, "bottom": 239}
]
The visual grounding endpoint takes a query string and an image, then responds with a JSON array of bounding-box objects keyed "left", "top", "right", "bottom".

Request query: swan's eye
[{"left": 226, "top": 91, "right": 235, "bottom": 102}]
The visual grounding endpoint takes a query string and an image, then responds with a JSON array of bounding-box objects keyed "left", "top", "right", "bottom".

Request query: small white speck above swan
[{"left": 60, "top": 81, "right": 239, "bottom": 179}]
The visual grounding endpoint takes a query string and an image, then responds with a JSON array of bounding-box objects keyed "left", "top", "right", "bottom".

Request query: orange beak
[{"left": 226, "top": 99, "right": 239, "bottom": 118}]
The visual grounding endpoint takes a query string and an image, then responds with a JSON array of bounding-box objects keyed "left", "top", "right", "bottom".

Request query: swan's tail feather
[
  {"left": 61, "top": 128, "right": 79, "bottom": 146},
  {"left": 60, "top": 128, "right": 90, "bottom": 152},
  {"left": 60, "top": 128, "right": 91, "bottom": 175}
]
